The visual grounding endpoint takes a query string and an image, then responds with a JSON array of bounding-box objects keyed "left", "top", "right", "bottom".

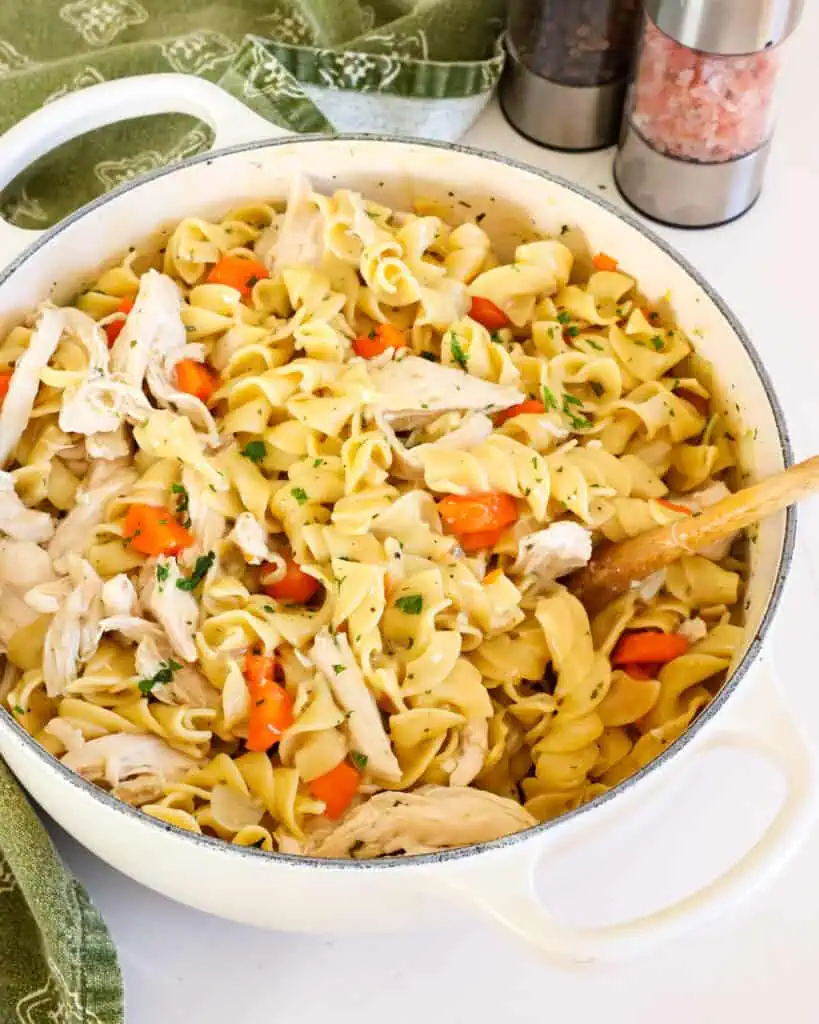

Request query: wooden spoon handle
[{"left": 571, "top": 455, "right": 819, "bottom": 614}]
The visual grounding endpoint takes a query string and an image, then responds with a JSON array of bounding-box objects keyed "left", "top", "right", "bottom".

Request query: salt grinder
[
  {"left": 615, "top": 0, "right": 804, "bottom": 228},
  {"left": 500, "top": 1, "right": 642, "bottom": 151}
]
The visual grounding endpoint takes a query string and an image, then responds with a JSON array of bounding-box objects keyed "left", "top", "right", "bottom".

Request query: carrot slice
[
  {"left": 676, "top": 388, "right": 709, "bottom": 416},
  {"left": 123, "top": 503, "right": 193, "bottom": 556},
  {"left": 104, "top": 295, "right": 135, "bottom": 347},
  {"left": 309, "top": 760, "right": 360, "bottom": 819},
  {"left": 438, "top": 492, "right": 519, "bottom": 537},
  {"left": 175, "top": 359, "right": 218, "bottom": 402},
  {"left": 612, "top": 631, "right": 689, "bottom": 667},
  {"left": 207, "top": 255, "right": 269, "bottom": 298},
  {"left": 494, "top": 399, "right": 545, "bottom": 427},
  {"left": 0, "top": 371, "right": 12, "bottom": 403},
  {"left": 656, "top": 497, "right": 692, "bottom": 516},
  {"left": 244, "top": 653, "right": 294, "bottom": 752},
  {"left": 622, "top": 662, "right": 659, "bottom": 680},
  {"left": 261, "top": 558, "right": 321, "bottom": 604},
  {"left": 353, "top": 323, "right": 406, "bottom": 359},
  {"left": 469, "top": 296, "right": 509, "bottom": 331},
  {"left": 592, "top": 253, "right": 619, "bottom": 272},
  {"left": 460, "top": 527, "right": 505, "bottom": 552}
]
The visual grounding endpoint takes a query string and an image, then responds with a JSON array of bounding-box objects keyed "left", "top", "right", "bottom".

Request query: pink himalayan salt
[{"left": 631, "top": 18, "right": 781, "bottom": 163}]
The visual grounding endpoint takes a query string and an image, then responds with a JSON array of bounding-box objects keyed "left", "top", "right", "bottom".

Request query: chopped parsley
[
  {"left": 241, "top": 440, "right": 266, "bottom": 464},
  {"left": 565, "top": 325, "right": 579, "bottom": 338},
  {"left": 563, "top": 393, "right": 583, "bottom": 407},
  {"left": 332, "top": 664, "right": 345, "bottom": 675},
  {"left": 139, "top": 659, "right": 182, "bottom": 697},
  {"left": 312, "top": 458, "right": 323, "bottom": 468},
  {"left": 176, "top": 551, "right": 215, "bottom": 591},
  {"left": 350, "top": 751, "right": 368, "bottom": 770},
  {"left": 420, "top": 351, "right": 437, "bottom": 362},
  {"left": 490, "top": 330, "right": 502, "bottom": 344},
  {"left": 395, "top": 594, "right": 423, "bottom": 615},
  {"left": 556, "top": 311, "right": 571, "bottom": 325},
  {"left": 562, "top": 394, "right": 593, "bottom": 430},
  {"left": 650, "top": 335, "right": 664, "bottom": 351},
  {"left": 263, "top": 604, "right": 274, "bottom": 613},
  {"left": 291, "top": 487, "right": 309, "bottom": 506},
  {"left": 156, "top": 563, "right": 170, "bottom": 584},
  {"left": 584, "top": 338, "right": 604, "bottom": 352},
  {"left": 14, "top": 705, "right": 24, "bottom": 715},
  {"left": 542, "top": 385, "right": 559, "bottom": 410},
  {"left": 171, "top": 482, "right": 191, "bottom": 528},
  {"left": 449, "top": 334, "right": 468, "bottom": 370}
]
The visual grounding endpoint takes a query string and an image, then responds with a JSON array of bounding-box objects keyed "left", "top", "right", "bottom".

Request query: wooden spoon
[{"left": 570, "top": 455, "right": 819, "bottom": 615}]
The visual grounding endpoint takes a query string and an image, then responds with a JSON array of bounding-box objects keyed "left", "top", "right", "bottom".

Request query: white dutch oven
[{"left": 0, "top": 74, "right": 814, "bottom": 966}]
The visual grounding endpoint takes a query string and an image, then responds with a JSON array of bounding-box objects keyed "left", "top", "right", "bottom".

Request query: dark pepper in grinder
[{"left": 508, "top": 0, "right": 642, "bottom": 87}]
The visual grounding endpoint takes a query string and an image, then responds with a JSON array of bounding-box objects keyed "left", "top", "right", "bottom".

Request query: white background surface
[{"left": 44, "top": 7, "right": 819, "bottom": 1022}]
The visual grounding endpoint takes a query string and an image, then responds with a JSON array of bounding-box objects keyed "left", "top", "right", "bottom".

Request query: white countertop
[{"left": 48, "top": 9, "right": 819, "bottom": 1022}]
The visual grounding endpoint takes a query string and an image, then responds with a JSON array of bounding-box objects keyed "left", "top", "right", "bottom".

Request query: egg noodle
[{"left": 0, "top": 177, "right": 744, "bottom": 858}]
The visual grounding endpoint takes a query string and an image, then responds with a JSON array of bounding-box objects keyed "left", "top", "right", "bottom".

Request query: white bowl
[{"left": 0, "top": 74, "right": 813, "bottom": 966}]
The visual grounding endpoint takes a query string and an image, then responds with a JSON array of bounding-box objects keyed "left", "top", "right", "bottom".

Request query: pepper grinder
[
  {"left": 500, "top": 1, "right": 643, "bottom": 151},
  {"left": 615, "top": 0, "right": 804, "bottom": 228}
]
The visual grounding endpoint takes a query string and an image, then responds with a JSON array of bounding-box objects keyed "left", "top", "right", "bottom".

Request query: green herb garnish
[
  {"left": 584, "top": 339, "right": 604, "bottom": 352},
  {"left": 171, "top": 482, "right": 191, "bottom": 528},
  {"left": 542, "top": 386, "right": 558, "bottom": 410},
  {"left": 139, "top": 659, "right": 182, "bottom": 697},
  {"left": 332, "top": 664, "right": 345, "bottom": 675},
  {"left": 395, "top": 594, "right": 423, "bottom": 615},
  {"left": 449, "top": 334, "right": 468, "bottom": 370},
  {"left": 156, "top": 563, "right": 170, "bottom": 585},
  {"left": 291, "top": 487, "right": 309, "bottom": 506},
  {"left": 557, "top": 311, "right": 571, "bottom": 325},
  {"left": 651, "top": 335, "right": 664, "bottom": 351},
  {"left": 420, "top": 351, "right": 437, "bottom": 362},
  {"left": 241, "top": 440, "right": 266, "bottom": 464},
  {"left": 350, "top": 751, "right": 368, "bottom": 770},
  {"left": 176, "top": 551, "right": 215, "bottom": 591}
]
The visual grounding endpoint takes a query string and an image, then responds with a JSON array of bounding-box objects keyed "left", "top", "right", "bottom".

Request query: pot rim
[{"left": 0, "top": 132, "right": 796, "bottom": 872}]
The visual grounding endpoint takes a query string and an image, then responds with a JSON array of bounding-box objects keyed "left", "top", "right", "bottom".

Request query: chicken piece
[
  {"left": 131, "top": 626, "right": 219, "bottom": 709},
  {"left": 310, "top": 629, "right": 401, "bottom": 783},
  {"left": 267, "top": 174, "right": 324, "bottom": 274},
  {"left": 306, "top": 785, "right": 537, "bottom": 858},
  {"left": 101, "top": 574, "right": 138, "bottom": 617},
  {"left": 48, "top": 463, "right": 138, "bottom": 569},
  {"left": 110, "top": 269, "right": 219, "bottom": 443},
  {"left": 677, "top": 616, "right": 708, "bottom": 644},
  {"left": 369, "top": 355, "right": 524, "bottom": 431},
  {"left": 229, "top": 512, "right": 272, "bottom": 566},
  {"left": 675, "top": 480, "right": 735, "bottom": 560},
  {"left": 0, "top": 471, "right": 54, "bottom": 542},
  {"left": 42, "top": 557, "right": 104, "bottom": 697},
  {"left": 180, "top": 465, "right": 226, "bottom": 561},
  {"left": 513, "top": 521, "right": 592, "bottom": 586},
  {"left": 0, "top": 538, "right": 58, "bottom": 648},
  {"left": 86, "top": 425, "right": 131, "bottom": 462},
  {"left": 61, "top": 733, "right": 195, "bottom": 805},
  {"left": 142, "top": 556, "right": 200, "bottom": 663},
  {"left": 448, "top": 718, "right": 489, "bottom": 787},
  {"left": 0, "top": 307, "right": 68, "bottom": 466},
  {"left": 634, "top": 569, "right": 666, "bottom": 602}
]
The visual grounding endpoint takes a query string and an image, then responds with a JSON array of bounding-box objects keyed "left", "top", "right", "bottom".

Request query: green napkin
[
  {"left": 0, "top": 0, "right": 505, "bottom": 228},
  {"left": 0, "top": 761, "right": 123, "bottom": 1023},
  {"left": 0, "top": 2, "right": 506, "bottom": 1020}
]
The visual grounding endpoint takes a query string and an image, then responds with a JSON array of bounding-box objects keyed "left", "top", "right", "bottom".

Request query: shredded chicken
[
  {"left": 86, "top": 425, "right": 131, "bottom": 461},
  {"left": 0, "top": 471, "right": 54, "bottom": 542},
  {"left": 268, "top": 174, "right": 325, "bottom": 274},
  {"left": 143, "top": 556, "right": 200, "bottom": 662},
  {"left": 181, "top": 465, "right": 226, "bottom": 560},
  {"left": 369, "top": 355, "right": 524, "bottom": 430},
  {"left": 448, "top": 718, "right": 489, "bottom": 787},
  {"left": 310, "top": 629, "right": 401, "bottom": 783},
  {"left": 0, "top": 538, "right": 57, "bottom": 647},
  {"left": 513, "top": 521, "right": 592, "bottom": 586},
  {"left": 48, "top": 463, "right": 138, "bottom": 569},
  {"left": 230, "top": 512, "right": 272, "bottom": 565},
  {"left": 306, "top": 785, "right": 537, "bottom": 858},
  {"left": 678, "top": 616, "right": 708, "bottom": 644},
  {"left": 61, "top": 733, "right": 195, "bottom": 806},
  {"left": 101, "top": 574, "right": 138, "bottom": 617},
  {"left": 42, "top": 557, "right": 104, "bottom": 697}
]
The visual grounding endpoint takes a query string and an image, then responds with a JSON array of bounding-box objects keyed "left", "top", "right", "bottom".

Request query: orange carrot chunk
[
  {"left": 592, "top": 253, "right": 619, "bottom": 272},
  {"left": 612, "top": 631, "right": 689, "bottom": 667},
  {"left": 494, "top": 399, "right": 546, "bottom": 427},
  {"left": 123, "top": 503, "right": 193, "bottom": 556},
  {"left": 175, "top": 359, "right": 218, "bottom": 402},
  {"left": 244, "top": 653, "right": 294, "bottom": 752},
  {"left": 309, "top": 760, "right": 361, "bottom": 819},
  {"left": 104, "top": 295, "right": 135, "bottom": 347},
  {"left": 353, "top": 323, "right": 406, "bottom": 359},
  {"left": 207, "top": 255, "right": 269, "bottom": 298},
  {"left": 460, "top": 527, "right": 505, "bottom": 552},
  {"left": 656, "top": 497, "right": 692, "bottom": 516},
  {"left": 0, "top": 371, "right": 12, "bottom": 403},
  {"left": 469, "top": 296, "right": 510, "bottom": 331},
  {"left": 261, "top": 558, "right": 321, "bottom": 604},
  {"left": 438, "top": 492, "right": 519, "bottom": 537}
]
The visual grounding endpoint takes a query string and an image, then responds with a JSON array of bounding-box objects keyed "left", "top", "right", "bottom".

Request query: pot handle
[
  {"left": 0, "top": 73, "right": 285, "bottom": 264},
  {"left": 437, "top": 660, "right": 817, "bottom": 966}
]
